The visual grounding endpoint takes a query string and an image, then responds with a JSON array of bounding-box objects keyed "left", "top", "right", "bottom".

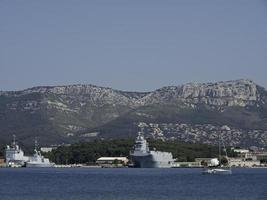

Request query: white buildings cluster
[{"left": 137, "top": 122, "right": 267, "bottom": 147}]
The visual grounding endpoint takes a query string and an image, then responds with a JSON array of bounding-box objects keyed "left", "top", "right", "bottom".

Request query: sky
[{"left": 0, "top": 0, "right": 267, "bottom": 92}]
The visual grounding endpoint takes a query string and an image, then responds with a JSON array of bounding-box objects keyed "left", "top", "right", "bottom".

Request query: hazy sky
[{"left": 1, "top": 0, "right": 267, "bottom": 91}]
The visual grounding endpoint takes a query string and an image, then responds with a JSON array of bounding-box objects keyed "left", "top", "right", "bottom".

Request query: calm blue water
[{"left": 0, "top": 168, "right": 267, "bottom": 200}]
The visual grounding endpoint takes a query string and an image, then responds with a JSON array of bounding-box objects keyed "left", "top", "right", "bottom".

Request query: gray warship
[
  {"left": 5, "top": 136, "right": 54, "bottom": 168},
  {"left": 130, "top": 133, "right": 174, "bottom": 168}
]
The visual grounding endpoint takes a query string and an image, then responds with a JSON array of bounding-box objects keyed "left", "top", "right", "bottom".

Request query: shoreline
[{"left": 1, "top": 165, "right": 267, "bottom": 169}]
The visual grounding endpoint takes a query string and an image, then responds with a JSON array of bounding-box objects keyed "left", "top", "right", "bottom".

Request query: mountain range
[{"left": 1, "top": 79, "right": 267, "bottom": 147}]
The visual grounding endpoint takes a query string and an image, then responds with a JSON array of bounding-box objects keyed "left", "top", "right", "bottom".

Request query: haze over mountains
[{"left": 1, "top": 79, "right": 267, "bottom": 147}]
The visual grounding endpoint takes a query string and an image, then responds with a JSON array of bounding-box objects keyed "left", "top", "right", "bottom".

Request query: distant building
[
  {"left": 232, "top": 148, "right": 267, "bottom": 162},
  {"left": 96, "top": 157, "right": 129, "bottom": 167},
  {"left": 40, "top": 147, "right": 57, "bottom": 153},
  {"left": 230, "top": 158, "right": 261, "bottom": 167},
  {"left": 256, "top": 153, "right": 267, "bottom": 161},
  {"left": 233, "top": 149, "right": 250, "bottom": 154},
  {"left": 195, "top": 157, "right": 261, "bottom": 168},
  {"left": 172, "top": 162, "right": 201, "bottom": 168}
]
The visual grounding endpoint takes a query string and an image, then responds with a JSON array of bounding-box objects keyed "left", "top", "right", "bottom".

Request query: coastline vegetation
[{"left": 43, "top": 139, "right": 223, "bottom": 164}]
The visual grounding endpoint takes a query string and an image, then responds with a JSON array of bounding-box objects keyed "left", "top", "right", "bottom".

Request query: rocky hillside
[
  {"left": 137, "top": 79, "right": 260, "bottom": 107},
  {"left": 0, "top": 79, "right": 267, "bottom": 147}
]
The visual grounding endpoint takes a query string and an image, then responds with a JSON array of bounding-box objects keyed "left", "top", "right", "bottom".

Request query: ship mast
[
  {"left": 12, "top": 134, "right": 16, "bottom": 147},
  {"left": 34, "top": 137, "right": 38, "bottom": 152},
  {"left": 13, "top": 135, "right": 16, "bottom": 146}
]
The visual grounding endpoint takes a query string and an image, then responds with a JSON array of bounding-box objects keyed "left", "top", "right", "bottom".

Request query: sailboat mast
[{"left": 218, "top": 132, "right": 221, "bottom": 165}]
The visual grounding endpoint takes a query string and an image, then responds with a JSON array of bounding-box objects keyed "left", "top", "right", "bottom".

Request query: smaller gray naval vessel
[
  {"left": 26, "top": 139, "right": 54, "bottom": 168},
  {"left": 130, "top": 133, "right": 174, "bottom": 168}
]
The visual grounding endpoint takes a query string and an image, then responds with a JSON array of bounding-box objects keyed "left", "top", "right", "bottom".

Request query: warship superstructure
[
  {"left": 130, "top": 133, "right": 174, "bottom": 168},
  {"left": 5, "top": 135, "right": 29, "bottom": 167}
]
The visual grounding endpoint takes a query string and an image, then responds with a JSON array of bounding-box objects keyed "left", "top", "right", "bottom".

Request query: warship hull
[
  {"left": 130, "top": 133, "right": 173, "bottom": 168},
  {"left": 26, "top": 162, "right": 54, "bottom": 168},
  {"left": 131, "top": 151, "right": 173, "bottom": 168}
]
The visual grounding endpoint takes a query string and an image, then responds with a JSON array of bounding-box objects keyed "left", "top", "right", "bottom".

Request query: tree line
[{"left": 44, "top": 139, "right": 223, "bottom": 164}]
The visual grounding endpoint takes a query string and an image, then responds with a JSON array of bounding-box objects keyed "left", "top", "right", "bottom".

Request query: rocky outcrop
[
  {"left": 1, "top": 79, "right": 263, "bottom": 110},
  {"left": 138, "top": 79, "right": 260, "bottom": 107},
  {"left": 8, "top": 84, "right": 143, "bottom": 107}
]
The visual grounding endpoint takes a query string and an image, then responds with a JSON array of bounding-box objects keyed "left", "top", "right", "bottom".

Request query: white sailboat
[{"left": 202, "top": 133, "right": 232, "bottom": 175}]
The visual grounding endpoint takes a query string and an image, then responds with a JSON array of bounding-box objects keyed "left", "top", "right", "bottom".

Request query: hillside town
[{"left": 138, "top": 122, "right": 267, "bottom": 147}]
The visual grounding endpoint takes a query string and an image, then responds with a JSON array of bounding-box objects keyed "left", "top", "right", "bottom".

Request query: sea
[{"left": 0, "top": 168, "right": 267, "bottom": 200}]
